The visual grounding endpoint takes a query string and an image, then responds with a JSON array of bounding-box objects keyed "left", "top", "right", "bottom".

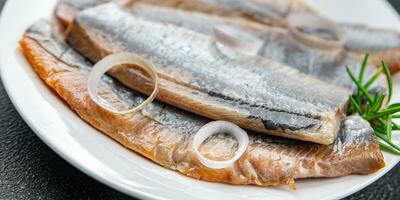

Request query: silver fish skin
[
  {"left": 341, "top": 24, "right": 400, "bottom": 51},
  {"left": 55, "top": 0, "right": 400, "bottom": 73},
  {"left": 22, "top": 20, "right": 384, "bottom": 188},
  {"left": 126, "top": 4, "right": 380, "bottom": 88},
  {"left": 169, "top": 0, "right": 294, "bottom": 24},
  {"left": 154, "top": 0, "right": 400, "bottom": 51},
  {"left": 170, "top": 0, "right": 400, "bottom": 71},
  {"left": 56, "top": 0, "right": 309, "bottom": 26},
  {"left": 56, "top": 0, "right": 400, "bottom": 55},
  {"left": 67, "top": 4, "right": 351, "bottom": 144}
]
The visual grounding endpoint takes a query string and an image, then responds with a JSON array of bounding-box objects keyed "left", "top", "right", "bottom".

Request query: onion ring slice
[
  {"left": 193, "top": 121, "right": 249, "bottom": 169},
  {"left": 213, "top": 24, "right": 264, "bottom": 56},
  {"left": 287, "top": 13, "right": 346, "bottom": 51},
  {"left": 87, "top": 52, "right": 159, "bottom": 114}
]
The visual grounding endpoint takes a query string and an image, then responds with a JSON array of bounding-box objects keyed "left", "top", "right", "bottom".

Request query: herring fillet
[
  {"left": 55, "top": 0, "right": 313, "bottom": 26},
  {"left": 67, "top": 4, "right": 351, "bottom": 144},
  {"left": 340, "top": 23, "right": 400, "bottom": 72},
  {"left": 20, "top": 20, "right": 385, "bottom": 188},
  {"left": 123, "top": 4, "right": 381, "bottom": 88},
  {"left": 55, "top": 0, "right": 400, "bottom": 71},
  {"left": 140, "top": 0, "right": 400, "bottom": 71},
  {"left": 57, "top": 1, "right": 385, "bottom": 88}
]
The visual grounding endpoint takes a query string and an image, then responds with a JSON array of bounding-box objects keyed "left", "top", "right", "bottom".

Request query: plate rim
[{"left": 0, "top": 0, "right": 399, "bottom": 200}]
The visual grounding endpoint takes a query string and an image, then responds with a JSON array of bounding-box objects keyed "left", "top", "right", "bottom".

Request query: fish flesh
[
  {"left": 120, "top": 3, "right": 381, "bottom": 88},
  {"left": 55, "top": 0, "right": 400, "bottom": 72},
  {"left": 67, "top": 4, "right": 351, "bottom": 144},
  {"left": 55, "top": 0, "right": 313, "bottom": 26},
  {"left": 123, "top": 0, "right": 308, "bottom": 26},
  {"left": 56, "top": 0, "right": 128, "bottom": 25},
  {"left": 58, "top": 3, "right": 386, "bottom": 90},
  {"left": 159, "top": 0, "right": 400, "bottom": 72},
  {"left": 340, "top": 23, "right": 400, "bottom": 73},
  {"left": 136, "top": 0, "right": 400, "bottom": 71},
  {"left": 20, "top": 20, "right": 385, "bottom": 188},
  {"left": 140, "top": 0, "right": 313, "bottom": 25}
]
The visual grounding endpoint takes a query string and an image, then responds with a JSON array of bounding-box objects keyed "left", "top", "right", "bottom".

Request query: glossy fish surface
[
  {"left": 144, "top": 0, "right": 400, "bottom": 70},
  {"left": 20, "top": 20, "right": 385, "bottom": 188},
  {"left": 340, "top": 23, "right": 400, "bottom": 71},
  {"left": 67, "top": 4, "right": 352, "bottom": 144},
  {"left": 75, "top": 0, "right": 398, "bottom": 71},
  {"left": 142, "top": 0, "right": 311, "bottom": 26},
  {"left": 56, "top": 0, "right": 312, "bottom": 26},
  {"left": 56, "top": 0, "right": 127, "bottom": 25},
  {"left": 56, "top": 0, "right": 400, "bottom": 65},
  {"left": 123, "top": 4, "right": 381, "bottom": 88},
  {"left": 56, "top": 0, "right": 398, "bottom": 81}
]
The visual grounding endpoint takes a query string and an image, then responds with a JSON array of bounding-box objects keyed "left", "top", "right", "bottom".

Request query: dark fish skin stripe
[
  {"left": 208, "top": 90, "right": 321, "bottom": 131},
  {"left": 250, "top": 114, "right": 320, "bottom": 131}
]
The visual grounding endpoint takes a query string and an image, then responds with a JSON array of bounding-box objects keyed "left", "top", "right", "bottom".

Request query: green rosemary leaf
[
  {"left": 379, "top": 140, "right": 400, "bottom": 155},
  {"left": 349, "top": 96, "right": 362, "bottom": 114},
  {"left": 346, "top": 54, "right": 400, "bottom": 155},
  {"left": 370, "top": 94, "right": 385, "bottom": 114},
  {"left": 366, "top": 107, "right": 400, "bottom": 120},
  {"left": 346, "top": 65, "right": 362, "bottom": 101},
  {"left": 359, "top": 53, "right": 369, "bottom": 83},
  {"left": 372, "top": 125, "right": 385, "bottom": 134},
  {"left": 347, "top": 103, "right": 354, "bottom": 115},
  {"left": 387, "top": 103, "right": 400, "bottom": 109},
  {"left": 387, "top": 115, "right": 393, "bottom": 141},
  {"left": 376, "top": 133, "right": 400, "bottom": 152},
  {"left": 366, "top": 92, "right": 379, "bottom": 115},
  {"left": 373, "top": 91, "right": 380, "bottom": 102},
  {"left": 364, "top": 67, "right": 383, "bottom": 89},
  {"left": 382, "top": 61, "right": 393, "bottom": 104},
  {"left": 392, "top": 122, "right": 400, "bottom": 130},
  {"left": 346, "top": 65, "right": 373, "bottom": 104},
  {"left": 380, "top": 107, "right": 400, "bottom": 115},
  {"left": 372, "top": 119, "right": 387, "bottom": 132},
  {"left": 375, "top": 129, "right": 386, "bottom": 137}
]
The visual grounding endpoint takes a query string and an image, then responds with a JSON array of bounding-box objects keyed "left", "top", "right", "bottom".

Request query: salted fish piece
[
  {"left": 55, "top": 0, "right": 312, "bottom": 26},
  {"left": 67, "top": 4, "right": 351, "bottom": 144},
  {"left": 139, "top": 0, "right": 400, "bottom": 71},
  {"left": 55, "top": 0, "right": 400, "bottom": 69},
  {"left": 119, "top": 3, "right": 383, "bottom": 88},
  {"left": 56, "top": 0, "right": 396, "bottom": 83},
  {"left": 20, "top": 20, "right": 385, "bottom": 188}
]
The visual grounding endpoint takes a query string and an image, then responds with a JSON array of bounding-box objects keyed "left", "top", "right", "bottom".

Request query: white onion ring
[
  {"left": 213, "top": 24, "right": 264, "bottom": 56},
  {"left": 287, "top": 13, "right": 346, "bottom": 51},
  {"left": 193, "top": 121, "right": 249, "bottom": 169},
  {"left": 87, "top": 52, "right": 159, "bottom": 114}
]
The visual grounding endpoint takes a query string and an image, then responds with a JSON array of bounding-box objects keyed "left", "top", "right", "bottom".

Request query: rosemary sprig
[{"left": 346, "top": 54, "right": 400, "bottom": 155}]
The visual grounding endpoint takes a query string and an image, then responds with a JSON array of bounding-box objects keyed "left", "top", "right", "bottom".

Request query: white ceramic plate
[{"left": 1, "top": 0, "right": 399, "bottom": 199}]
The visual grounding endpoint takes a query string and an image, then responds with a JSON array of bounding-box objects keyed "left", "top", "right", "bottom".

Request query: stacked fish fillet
[{"left": 21, "top": 0, "right": 400, "bottom": 188}]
